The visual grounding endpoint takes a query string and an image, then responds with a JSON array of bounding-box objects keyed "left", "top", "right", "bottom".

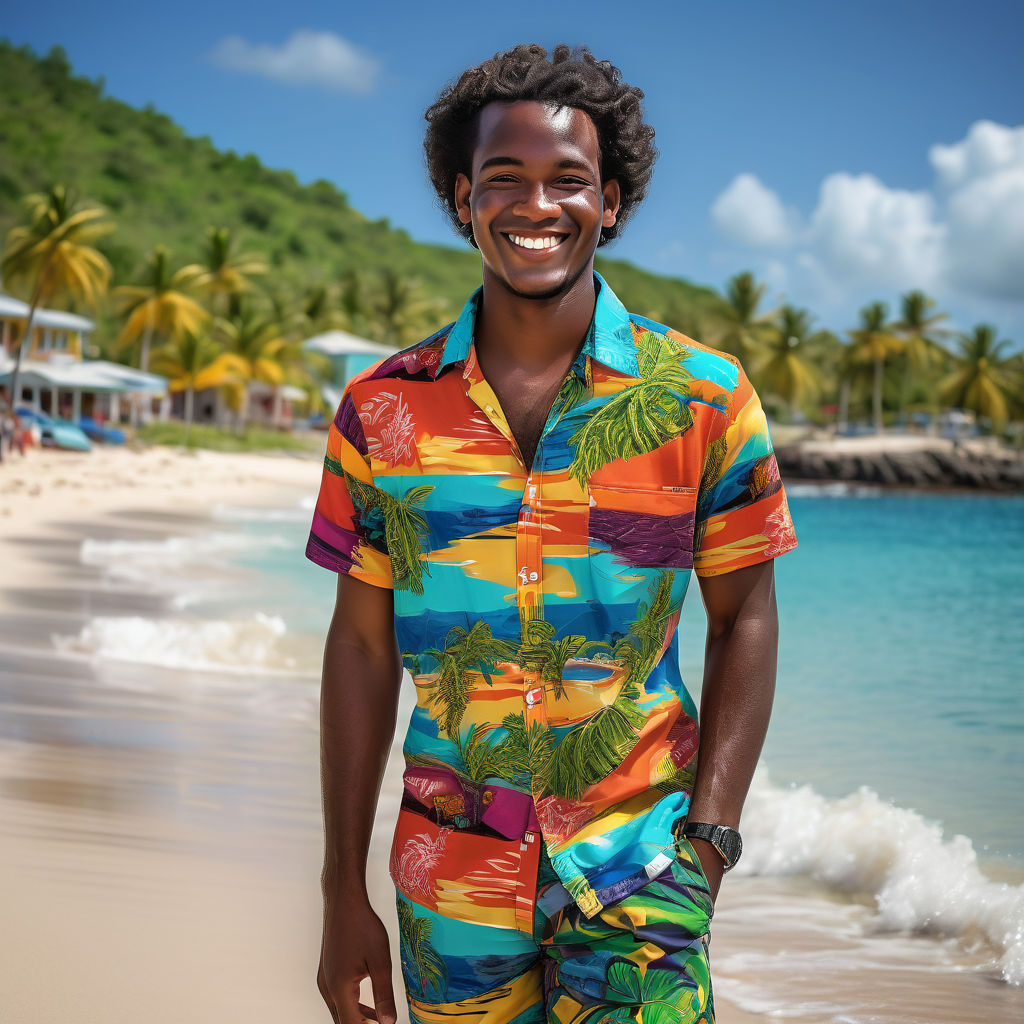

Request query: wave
[
  {"left": 210, "top": 494, "right": 317, "bottom": 523},
  {"left": 785, "top": 481, "right": 884, "bottom": 498},
  {"left": 741, "top": 763, "right": 1024, "bottom": 984},
  {"left": 52, "top": 612, "right": 319, "bottom": 676}
]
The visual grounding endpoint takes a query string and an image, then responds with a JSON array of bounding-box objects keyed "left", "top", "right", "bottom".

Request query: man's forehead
[{"left": 473, "top": 100, "right": 599, "bottom": 164}]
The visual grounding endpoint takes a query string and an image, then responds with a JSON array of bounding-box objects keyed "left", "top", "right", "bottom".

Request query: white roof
[
  {"left": 0, "top": 293, "right": 94, "bottom": 331},
  {"left": 0, "top": 353, "right": 167, "bottom": 394},
  {"left": 303, "top": 329, "right": 396, "bottom": 357}
]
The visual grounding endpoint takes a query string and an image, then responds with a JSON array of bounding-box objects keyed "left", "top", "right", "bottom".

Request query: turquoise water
[
  {"left": 680, "top": 485, "right": 1024, "bottom": 865},
  {"left": 228, "top": 485, "right": 1024, "bottom": 865}
]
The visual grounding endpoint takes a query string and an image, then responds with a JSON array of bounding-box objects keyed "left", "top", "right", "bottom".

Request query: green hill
[{"left": 0, "top": 38, "right": 722, "bottom": 345}]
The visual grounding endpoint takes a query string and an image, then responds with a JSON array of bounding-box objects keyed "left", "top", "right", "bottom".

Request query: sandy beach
[{"left": 1, "top": 444, "right": 1020, "bottom": 1023}]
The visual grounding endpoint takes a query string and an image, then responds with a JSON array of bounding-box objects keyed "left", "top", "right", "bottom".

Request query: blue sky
[{"left": 4, "top": 0, "right": 1023, "bottom": 347}]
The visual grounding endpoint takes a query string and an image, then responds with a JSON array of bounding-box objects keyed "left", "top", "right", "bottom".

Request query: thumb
[{"left": 367, "top": 954, "right": 398, "bottom": 1024}]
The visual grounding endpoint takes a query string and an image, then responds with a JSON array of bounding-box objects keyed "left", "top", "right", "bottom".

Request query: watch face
[{"left": 716, "top": 827, "right": 742, "bottom": 867}]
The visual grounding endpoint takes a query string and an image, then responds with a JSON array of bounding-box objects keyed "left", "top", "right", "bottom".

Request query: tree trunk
[
  {"left": 140, "top": 323, "right": 153, "bottom": 374},
  {"left": 873, "top": 357, "right": 884, "bottom": 433},
  {"left": 184, "top": 385, "right": 194, "bottom": 446},
  {"left": 8, "top": 292, "right": 43, "bottom": 421},
  {"left": 838, "top": 377, "right": 850, "bottom": 434}
]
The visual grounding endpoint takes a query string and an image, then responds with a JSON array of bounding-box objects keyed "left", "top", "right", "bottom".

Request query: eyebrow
[{"left": 478, "top": 156, "right": 595, "bottom": 174}]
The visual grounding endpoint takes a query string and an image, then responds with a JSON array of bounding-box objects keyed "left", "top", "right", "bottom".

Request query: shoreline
[
  {"left": 773, "top": 431, "right": 1024, "bottom": 492},
  {"left": 2, "top": 446, "right": 1021, "bottom": 1021}
]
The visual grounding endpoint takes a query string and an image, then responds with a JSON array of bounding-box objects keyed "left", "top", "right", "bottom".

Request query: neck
[{"left": 474, "top": 260, "right": 598, "bottom": 377}]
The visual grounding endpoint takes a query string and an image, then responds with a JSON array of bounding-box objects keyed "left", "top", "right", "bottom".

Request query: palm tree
[
  {"left": 396, "top": 899, "right": 448, "bottom": 998},
  {"left": 544, "top": 676, "right": 646, "bottom": 800},
  {"left": 515, "top": 616, "right": 610, "bottom": 700},
  {"left": 337, "top": 268, "right": 376, "bottom": 338},
  {"left": 495, "top": 712, "right": 555, "bottom": 786},
  {"left": 707, "top": 271, "right": 778, "bottom": 367},
  {"left": 847, "top": 301, "right": 905, "bottom": 433},
  {"left": 212, "top": 302, "right": 289, "bottom": 428},
  {"left": 1, "top": 184, "right": 113, "bottom": 412},
  {"left": 182, "top": 226, "right": 267, "bottom": 317},
  {"left": 113, "top": 245, "right": 208, "bottom": 373},
  {"left": 756, "top": 305, "right": 824, "bottom": 421},
  {"left": 891, "top": 290, "right": 952, "bottom": 428},
  {"left": 566, "top": 330, "right": 697, "bottom": 485},
  {"left": 423, "top": 622, "right": 517, "bottom": 739},
  {"left": 149, "top": 328, "right": 247, "bottom": 442},
  {"left": 612, "top": 571, "right": 677, "bottom": 687},
  {"left": 341, "top": 475, "right": 434, "bottom": 594},
  {"left": 371, "top": 268, "right": 440, "bottom": 345},
  {"left": 936, "top": 324, "right": 1016, "bottom": 435}
]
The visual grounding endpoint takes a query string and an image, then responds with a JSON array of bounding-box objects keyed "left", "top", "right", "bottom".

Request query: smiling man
[{"left": 310, "top": 43, "right": 798, "bottom": 1024}]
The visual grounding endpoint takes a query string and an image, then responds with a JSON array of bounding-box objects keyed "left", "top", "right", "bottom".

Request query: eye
[
  {"left": 487, "top": 174, "right": 518, "bottom": 182},
  {"left": 556, "top": 176, "right": 590, "bottom": 186}
]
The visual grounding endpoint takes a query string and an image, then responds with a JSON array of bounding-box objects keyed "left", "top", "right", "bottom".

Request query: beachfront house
[
  {"left": 302, "top": 328, "right": 397, "bottom": 422},
  {"left": 0, "top": 293, "right": 169, "bottom": 424}
]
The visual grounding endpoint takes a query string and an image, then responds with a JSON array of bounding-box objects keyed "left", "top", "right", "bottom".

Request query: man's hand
[
  {"left": 689, "top": 837, "right": 726, "bottom": 905},
  {"left": 317, "top": 887, "right": 398, "bottom": 1024}
]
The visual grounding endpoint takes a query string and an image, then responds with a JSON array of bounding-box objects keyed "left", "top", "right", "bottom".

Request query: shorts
[{"left": 390, "top": 803, "right": 715, "bottom": 1023}]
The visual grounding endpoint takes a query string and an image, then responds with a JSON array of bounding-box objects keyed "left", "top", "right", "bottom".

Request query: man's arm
[
  {"left": 317, "top": 572, "right": 402, "bottom": 1024},
  {"left": 687, "top": 558, "right": 780, "bottom": 902}
]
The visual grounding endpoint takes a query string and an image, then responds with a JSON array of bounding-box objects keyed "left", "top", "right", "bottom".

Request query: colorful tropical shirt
[{"left": 306, "top": 270, "right": 799, "bottom": 923}]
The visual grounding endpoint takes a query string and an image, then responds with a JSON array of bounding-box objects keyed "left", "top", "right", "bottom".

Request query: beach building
[
  {"left": 302, "top": 329, "right": 397, "bottom": 414},
  {"left": 0, "top": 293, "right": 169, "bottom": 423}
]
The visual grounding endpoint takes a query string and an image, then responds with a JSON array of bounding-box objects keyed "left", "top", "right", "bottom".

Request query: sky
[{"left": 4, "top": 0, "right": 1023, "bottom": 347}]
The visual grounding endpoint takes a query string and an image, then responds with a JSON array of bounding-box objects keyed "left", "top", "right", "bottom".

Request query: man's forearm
[
  {"left": 320, "top": 627, "right": 402, "bottom": 896},
  {"left": 686, "top": 602, "right": 779, "bottom": 828}
]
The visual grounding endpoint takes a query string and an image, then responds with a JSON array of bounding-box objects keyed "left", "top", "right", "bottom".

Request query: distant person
[{"left": 307, "top": 43, "right": 798, "bottom": 1024}]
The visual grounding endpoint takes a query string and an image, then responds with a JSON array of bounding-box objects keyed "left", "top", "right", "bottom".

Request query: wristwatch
[{"left": 682, "top": 821, "right": 743, "bottom": 871}]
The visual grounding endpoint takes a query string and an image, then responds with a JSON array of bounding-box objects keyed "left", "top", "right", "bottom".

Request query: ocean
[{"left": 56, "top": 481, "right": 1024, "bottom": 1006}]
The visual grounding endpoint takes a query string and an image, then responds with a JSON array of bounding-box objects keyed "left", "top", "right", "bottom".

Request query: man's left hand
[{"left": 688, "top": 837, "right": 725, "bottom": 905}]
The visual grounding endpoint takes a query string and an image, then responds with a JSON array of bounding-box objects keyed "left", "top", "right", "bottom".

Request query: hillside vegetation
[{"left": 0, "top": 39, "right": 721, "bottom": 340}]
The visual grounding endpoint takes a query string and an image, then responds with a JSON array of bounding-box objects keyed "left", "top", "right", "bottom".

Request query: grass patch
[{"left": 136, "top": 421, "right": 321, "bottom": 453}]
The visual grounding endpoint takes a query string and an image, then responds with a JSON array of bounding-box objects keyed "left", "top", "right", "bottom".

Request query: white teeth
[{"left": 508, "top": 234, "right": 564, "bottom": 251}]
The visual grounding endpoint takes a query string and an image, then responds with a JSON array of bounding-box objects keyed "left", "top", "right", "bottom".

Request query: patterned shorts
[{"left": 391, "top": 809, "right": 715, "bottom": 1024}]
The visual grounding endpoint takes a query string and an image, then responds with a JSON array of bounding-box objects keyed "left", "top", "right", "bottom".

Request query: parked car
[
  {"left": 78, "top": 415, "right": 126, "bottom": 445},
  {"left": 15, "top": 407, "right": 92, "bottom": 452}
]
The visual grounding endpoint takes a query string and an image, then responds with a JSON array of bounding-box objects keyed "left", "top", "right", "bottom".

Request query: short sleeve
[
  {"left": 692, "top": 362, "right": 799, "bottom": 578},
  {"left": 305, "top": 381, "right": 395, "bottom": 589}
]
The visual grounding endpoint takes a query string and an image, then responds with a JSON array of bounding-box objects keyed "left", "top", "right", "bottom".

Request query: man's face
[{"left": 454, "top": 100, "right": 621, "bottom": 300}]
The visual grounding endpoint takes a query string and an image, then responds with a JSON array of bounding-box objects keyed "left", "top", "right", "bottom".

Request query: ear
[
  {"left": 454, "top": 172, "right": 472, "bottom": 226},
  {"left": 601, "top": 178, "right": 621, "bottom": 229}
]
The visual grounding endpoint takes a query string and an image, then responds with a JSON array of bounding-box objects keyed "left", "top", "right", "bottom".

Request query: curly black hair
[{"left": 424, "top": 43, "right": 658, "bottom": 249}]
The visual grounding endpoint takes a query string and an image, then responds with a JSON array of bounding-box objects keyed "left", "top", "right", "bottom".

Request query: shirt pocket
[{"left": 586, "top": 483, "right": 698, "bottom": 610}]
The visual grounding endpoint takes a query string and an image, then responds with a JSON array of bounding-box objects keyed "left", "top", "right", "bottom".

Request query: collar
[{"left": 438, "top": 269, "right": 639, "bottom": 380}]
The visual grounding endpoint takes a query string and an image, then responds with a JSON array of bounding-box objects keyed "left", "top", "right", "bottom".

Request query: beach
[{"left": 1, "top": 444, "right": 1021, "bottom": 1023}]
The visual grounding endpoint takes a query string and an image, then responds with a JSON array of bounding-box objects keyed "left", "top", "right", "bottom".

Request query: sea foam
[{"left": 740, "top": 762, "right": 1024, "bottom": 984}]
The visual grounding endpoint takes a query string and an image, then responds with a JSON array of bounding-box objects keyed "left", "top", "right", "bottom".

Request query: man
[{"left": 309, "top": 43, "right": 798, "bottom": 1024}]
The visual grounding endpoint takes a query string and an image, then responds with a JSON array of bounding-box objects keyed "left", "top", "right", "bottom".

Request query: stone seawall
[{"left": 773, "top": 437, "right": 1024, "bottom": 492}]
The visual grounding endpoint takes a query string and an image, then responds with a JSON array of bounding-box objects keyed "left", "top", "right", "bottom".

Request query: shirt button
[{"left": 482, "top": 790, "right": 494, "bottom": 805}]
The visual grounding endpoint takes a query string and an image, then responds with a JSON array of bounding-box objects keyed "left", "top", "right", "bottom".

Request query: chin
[{"left": 495, "top": 262, "right": 587, "bottom": 301}]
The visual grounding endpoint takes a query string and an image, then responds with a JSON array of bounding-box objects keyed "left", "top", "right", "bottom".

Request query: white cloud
[
  {"left": 808, "top": 172, "right": 946, "bottom": 289},
  {"left": 711, "top": 173, "right": 800, "bottom": 247},
  {"left": 709, "top": 120, "right": 1024, "bottom": 311},
  {"left": 931, "top": 122, "right": 1024, "bottom": 301},
  {"left": 208, "top": 29, "right": 379, "bottom": 93}
]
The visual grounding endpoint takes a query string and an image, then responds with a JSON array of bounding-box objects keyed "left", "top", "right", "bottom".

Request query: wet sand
[{"left": 1, "top": 446, "right": 1020, "bottom": 1022}]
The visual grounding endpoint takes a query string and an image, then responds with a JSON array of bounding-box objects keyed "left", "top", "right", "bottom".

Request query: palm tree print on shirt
[
  {"left": 338, "top": 470, "right": 433, "bottom": 594},
  {"left": 396, "top": 897, "right": 449, "bottom": 1000},
  {"left": 424, "top": 622, "right": 517, "bottom": 739},
  {"left": 566, "top": 331, "right": 698, "bottom": 486}
]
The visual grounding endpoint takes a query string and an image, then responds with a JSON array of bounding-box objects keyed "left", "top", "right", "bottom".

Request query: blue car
[
  {"left": 78, "top": 415, "right": 126, "bottom": 445},
  {"left": 15, "top": 406, "right": 92, "bottom": 452}
]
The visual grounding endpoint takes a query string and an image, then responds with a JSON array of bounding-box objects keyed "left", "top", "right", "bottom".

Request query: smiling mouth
[{"left": 501, "top": 232, "right": 570, "bottom": 253}]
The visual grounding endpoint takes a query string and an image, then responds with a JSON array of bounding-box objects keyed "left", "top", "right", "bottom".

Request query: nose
[{"left": 512, "top": 181, "right": 561, "bottom": 221}]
